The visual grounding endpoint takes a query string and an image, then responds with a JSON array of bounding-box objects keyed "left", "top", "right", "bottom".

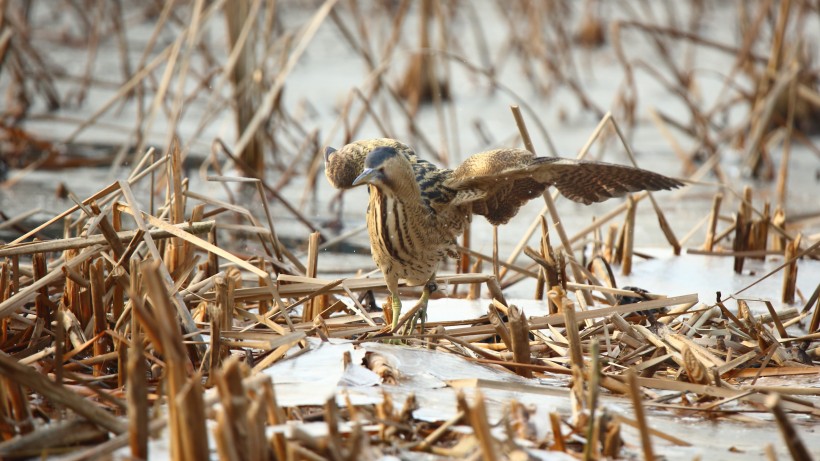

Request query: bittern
[{"left": 325, "top": 138, "right": 683, "bottom": 331}]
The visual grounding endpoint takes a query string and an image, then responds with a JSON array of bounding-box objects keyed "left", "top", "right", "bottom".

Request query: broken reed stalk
[
  {"left": 776, "top": 65, "right": 798, "bottom": 209},
  {"left": 0, "top": 420, "right": 109, "bottom": 458},
  {"left": 207, "top": 300, "right": 223, "bottom": 383},
  {"left": 781, "top": 234, "right": 800, "bottom": 304},
  {"left": 553, "top": 289, "right": 586, "bottom": 424},
  {"left": 468, "top": 257, "right": 483, "bottom": 299},
  {"left": 216, "top": 357, "right": 253, "bottom": 461},
  {"left": 0, "top": 351, "right": 126, "bottom": 434},
  {"left": 214, "top": 409, "right": 240, "bottom": 461},
  {"left": 681, "top": 345, "right": 710, "bottom": 385},
  {"left": 303, "top": 231, "right": 322, "bottom": 322},
  {"left": 702, "top": 192, "right": 723, "bottom": 251},
  {"left": 0, "top": 220, "right": 214, "bottom": 259},
  {"left": 604, "top": 224, "right": 617, "bottom": 263},
  {"left": 1, "top": 374, "right": 34, "bottom": 437},
  {"left": 224, "top": 0, "right": 266, "bottom": 177},
  {"left": 488, "top": 300, "right": 512, "bottom": 350},
  {"left": 543, "top": 192, "right": 596, "bottom": 307},
  {"left": 139, "top": 260, "right": 208, "bottom": 460},
  {"left": 373, "top": 392, "right": 393, "bottom": 442},
  {"left": 508, "top": 304, "right": 533, "bottom": 378},
  {"left": 549, "top": 412, "right": 566, "bottom": 452},
  {"left": 806, "top": 284, "right": 820, "bottom": 334},
  {"left": 127, "top": 335, "right": 148, "bottom": 459},
  {"left": 533, "top": 256, "right": 546, "bottom": 300},
  {"left": 534, "top": 215, "right": 561, "bottom": 309},
  {"left": 583, "top": 340, "right": 601, "bottom": 461},
  {"left": 733, "top": 210, "right": 750, "bottom": 273},
  {"left": 485, "top": 276, "right": 507, "bottom": 306},
  {"left": 626, "top": 368, "right": 654, "bottom": 461},
  {"left": 620, "top": 195, "right": 636, "bottom": 275},
  {"left": 458, "top": 390, "right": 498, "bottom": 461},
  {"left": 766, "top": 393, "right": 813, "bottom": 461},
  {"left": 453, "top": 224, "right": 472, "bottom": 296},
  {"left": 0, "top": 246, "right": 102, "bottom": 319},
  {"left": 772, "top": 207, "right": 787, "bottom": 252},
  {"left": 89, "top": 259, "right": 109, "bottom": 376},
  {"left": 216, "top": 275, "right": 235, "bottom": 331},
  {"left": 260, "top": 379, "right": 288, "bottom": 460},
  {"left": 31, "top": 251, "right": 51, "bottom": 325}
]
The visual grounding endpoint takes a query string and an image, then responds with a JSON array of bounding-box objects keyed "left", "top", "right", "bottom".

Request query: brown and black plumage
[{"left": 324, "top": 138, "right": 683, "bottom": 330}]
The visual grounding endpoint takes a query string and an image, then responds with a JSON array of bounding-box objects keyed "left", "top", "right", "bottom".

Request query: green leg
[
  {"left": 407, "top": 280, "right": 437, "bottom": 334},
  {"left": 410, "top": 287, "right": 430, "bottom": 333},
  {"left": 391, "top": 294, "right": 402, "bottom": 331}
]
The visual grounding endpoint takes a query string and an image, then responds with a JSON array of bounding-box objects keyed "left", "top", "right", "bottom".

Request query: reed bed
[{"left": 1, "top": 1, "right": 819, "bottom": 459}]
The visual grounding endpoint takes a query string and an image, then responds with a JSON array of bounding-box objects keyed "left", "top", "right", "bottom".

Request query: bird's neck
[
  {"left": 372, "top": 173, "right": 423, "bottom": 205},
  {"left": 370, "top": 181, "right": 426, "bottom": 212}
]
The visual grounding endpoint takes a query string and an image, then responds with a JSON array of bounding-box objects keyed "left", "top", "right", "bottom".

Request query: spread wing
[
  {"left": 326, "top": 140, "right": 683, "bottom": 227},
  {"left": 528, "top": 158, "right": 684, "bottom": 204},
  {"left": 447, "top": 148, "right": 683, "bottom": 225}
]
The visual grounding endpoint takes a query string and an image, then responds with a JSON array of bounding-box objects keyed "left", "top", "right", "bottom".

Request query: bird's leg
[
  {"left": 406, "top": 278, "right": 437, "bottom": 335},
  {"left": 390, "top": 292, "right": 402, "bottom": 331}
]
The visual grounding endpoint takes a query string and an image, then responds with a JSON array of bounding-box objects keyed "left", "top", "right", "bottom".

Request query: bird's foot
[
  {"left": 403, "top": 281, "right": 436, "bottom": 336},
  {"left": 403, "top": 305, "right": 427, "bottom": 336}
]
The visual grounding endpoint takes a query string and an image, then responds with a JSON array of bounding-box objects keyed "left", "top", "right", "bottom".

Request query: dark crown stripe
[{"left": 364, "top": 146, "right": 399, "bottom": 168}]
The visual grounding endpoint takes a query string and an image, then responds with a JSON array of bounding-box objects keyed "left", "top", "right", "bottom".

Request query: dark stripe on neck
[
  {"left": 378, "top": 193, "right": 398, "bottom": 261},
  {"left": 392, "top": 199, "right": 411, "bottom": 258}
]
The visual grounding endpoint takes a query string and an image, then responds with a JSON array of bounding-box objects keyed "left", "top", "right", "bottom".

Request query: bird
[{"left": 324, "top": 138, "right": 684, "bottom": 332}]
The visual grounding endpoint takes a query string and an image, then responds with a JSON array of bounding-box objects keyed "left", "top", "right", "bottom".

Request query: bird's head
[
  {"left": 352, "top": 146, "right": 413, "bottom": 193},
  {"left": 324, "top": 138, "right": 414, "bottom": 190}
]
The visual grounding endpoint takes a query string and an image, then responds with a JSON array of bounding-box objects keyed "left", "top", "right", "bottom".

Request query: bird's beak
[
  {"left": 324, "top": 146, "right": 336, "bottom": 163},
  {"left": 352, "top": 168, "right": 380, "bottom": 186}
]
